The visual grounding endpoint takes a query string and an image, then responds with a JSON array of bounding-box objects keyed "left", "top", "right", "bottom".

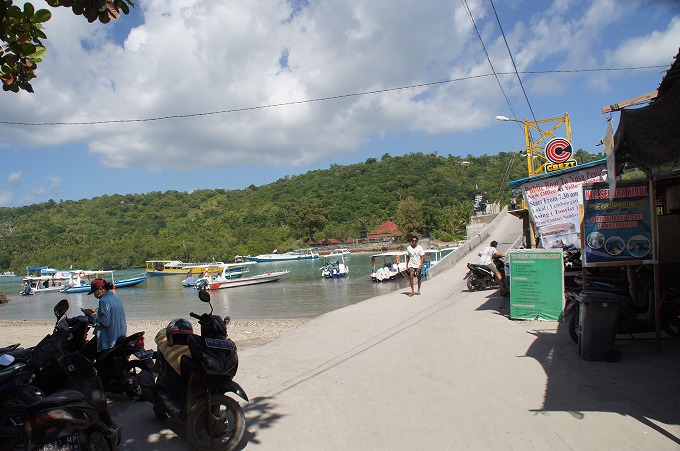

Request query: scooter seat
[{"left": 24, "top": 389, "right": 85, "bottom": 415}]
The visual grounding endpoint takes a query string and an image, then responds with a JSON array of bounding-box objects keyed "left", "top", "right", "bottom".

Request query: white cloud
[
  {"left": 8, "top": 172, "right": 22, "bottom": 184},
  {"left": 0, "top": 0, "right": 678, "bottom": 175}
]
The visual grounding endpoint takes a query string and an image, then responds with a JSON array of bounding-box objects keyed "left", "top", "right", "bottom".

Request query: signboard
[
  {"left": 544, "top": 138, "right": 577, "bottom": 173},
  {"left": 519, "top": 163, "right": 606, "bottom": 248},
  {"left": 509, "top": 249, "right": 564, "bottom": 320},
  {"left": 582, "top": 180, "right": 655, "bottom": 266}
]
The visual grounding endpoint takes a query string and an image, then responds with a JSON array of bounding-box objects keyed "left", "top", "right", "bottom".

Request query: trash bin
[{"left": 576, "top": 290, "right": 626, "bottom": 361}]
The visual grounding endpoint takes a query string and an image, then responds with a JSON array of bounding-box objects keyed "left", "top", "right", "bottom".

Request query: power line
[
  {"left": 0, "top": 66, "right": 666, "bottom": 127},
  {"left": 489, "top": 0, "right": 538, "bottom": 124},
  {"left": 461, "top": 0, "right": 519, "bottom": 120}
]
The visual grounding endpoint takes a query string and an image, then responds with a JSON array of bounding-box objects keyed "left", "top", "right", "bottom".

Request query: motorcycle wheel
[
  {"left": 568, "top": 311, "right": 579, "bottom": 344},
  {"left": 0, "top": 386, "right": 42, "bottom": 448},
  {"left": 86, "top": 431, "right": 111, "bottom": 451},
  {"left": 185, "top": 394, "right": 245, "bottom": 451},
  {"left": 466, "top": 276, "right": 479, "bottom": 291},
  {"left": 664, "top": 314, "right": 680, "bottom": 337}
]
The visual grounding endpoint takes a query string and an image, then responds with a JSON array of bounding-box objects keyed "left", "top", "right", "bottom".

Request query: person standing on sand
[
  {"left": 406, "top": 236, "right": 425, "bottom": 297},
  {"left": 81, "top": 278, "right": 127, "bottom": 354}
]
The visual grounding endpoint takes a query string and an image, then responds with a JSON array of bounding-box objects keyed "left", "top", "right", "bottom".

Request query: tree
[
  {"left": 0, "top": 0, "right": 135, "bottom": 93},
  {"left": 394, "top": 196, "right": 423, "bottom": 237}
]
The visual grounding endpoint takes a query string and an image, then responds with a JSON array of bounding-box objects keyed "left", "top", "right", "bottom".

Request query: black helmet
[{"left": 166, "top": 318, "right": 193, "bottom": 346}]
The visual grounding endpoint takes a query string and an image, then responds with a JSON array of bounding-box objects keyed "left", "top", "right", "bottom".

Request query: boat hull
[
  {"left": 64, "top": 275, "right": 146, "bottom": 293},
  {"left": 208, "top": 271, "right": 288, "bottom": 290}
]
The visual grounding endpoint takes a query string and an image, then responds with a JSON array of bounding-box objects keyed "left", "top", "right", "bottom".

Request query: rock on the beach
[{"left": 0, "top": 291, "right": 9, "bottom": 304}]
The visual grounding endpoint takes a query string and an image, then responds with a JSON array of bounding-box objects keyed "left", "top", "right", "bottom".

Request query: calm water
[{"left": 0, "top": 255, "right": 414, "bottom": 321}]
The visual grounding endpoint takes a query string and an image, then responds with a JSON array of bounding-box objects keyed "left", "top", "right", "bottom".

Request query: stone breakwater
[{"left": 0, "top": 318, "right": 310, "bottom": 350}]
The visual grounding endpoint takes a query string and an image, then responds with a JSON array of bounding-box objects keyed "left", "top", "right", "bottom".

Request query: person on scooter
[
  {"left": 82, "top": 278, "right": 127, "bottom": 354},
  {"left": 478, "top": 240, "right": 505, "bottom": 282}
]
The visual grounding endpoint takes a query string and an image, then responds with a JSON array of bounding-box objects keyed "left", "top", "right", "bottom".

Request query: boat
[
  {"left": 422, "top": 248, "right": 448, "bottom": 276},
  {"left": 244, "top": 248, "right": 319, "bottom": 262},
  {"left": 320, "top": 255, "right": 349, "bottom": 278},
  {"left": 185, "top": 262, "right": 255, "bottom": 288},
  {"left": 328, "top": 248, "right": 351, "bottom": 256},
  {"left": 20, "top": 266, "right": 72, "bottom": 295},
  {"left": 145, "top": 260, "right": 225, "bottom": 276},
  {"left": 205, "top": 270, "right": 290, "bottom": 290},
  {"left": 63, "top": 270, "right": 147, "bottom": 293},
  {"left": 370, "top": 251, "right": 408, "bottom": 282},
  {"left": 0, "top": 271, "right": 16, "bottom": 277}
]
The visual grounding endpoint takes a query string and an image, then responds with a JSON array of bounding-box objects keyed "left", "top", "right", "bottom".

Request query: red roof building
[{"left": 366, "top": 220, "right": 401, "bottom": 239}]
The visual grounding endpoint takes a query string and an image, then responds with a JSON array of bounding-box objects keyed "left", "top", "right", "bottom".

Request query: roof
[
  {"left": 613, "top": 49, "right": 680, "bottom": 177},
  {"left": 367, "top": 220, "right": 401, "bottom": 239}
]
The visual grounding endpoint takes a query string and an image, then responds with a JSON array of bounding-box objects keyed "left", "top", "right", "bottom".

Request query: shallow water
[{"left": 0, "top": 254, "right": 414, "bottom": 321}]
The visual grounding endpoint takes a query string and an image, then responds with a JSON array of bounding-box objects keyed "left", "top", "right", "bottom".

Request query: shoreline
[{"left": 0, "top": 317, "right": 310, "bottom": 351}]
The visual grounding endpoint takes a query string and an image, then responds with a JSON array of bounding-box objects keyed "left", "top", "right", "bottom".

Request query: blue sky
[{"left": 1, "top": 0, "right": 679, "bottom": 207}]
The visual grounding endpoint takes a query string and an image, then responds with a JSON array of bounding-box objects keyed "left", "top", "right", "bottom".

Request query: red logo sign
[{"left": 545, "top": 138, "right": 573, "bottom": 164}]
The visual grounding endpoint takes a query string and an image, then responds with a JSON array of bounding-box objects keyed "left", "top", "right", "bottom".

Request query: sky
[{"left": 1, "top": 0, "right": 679, "bottom": 207}]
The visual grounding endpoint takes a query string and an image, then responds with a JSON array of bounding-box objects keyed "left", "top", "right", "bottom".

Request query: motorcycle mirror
[
  {"left": 198, "top": 289, "right": 211, "bottom": 303},
  {"left": 54, "top": 299, "right": 69, "bottom": 319}
]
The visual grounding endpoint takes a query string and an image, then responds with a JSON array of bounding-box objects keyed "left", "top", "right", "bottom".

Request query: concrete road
[{"left": 111, "top": 211, "right": 680, "bottom": 449}]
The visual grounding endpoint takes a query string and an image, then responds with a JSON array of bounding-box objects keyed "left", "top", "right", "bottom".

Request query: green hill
[{"left": 0, "top": 151, "right": 601, "bottom": 272}]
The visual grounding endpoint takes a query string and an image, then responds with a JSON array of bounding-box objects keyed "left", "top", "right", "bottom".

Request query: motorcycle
[
  {"left": 21, "top": 299, "right": 121, "bottom": 450},
  {"left": 0, "top": 345, "right": 43, "bottom": 450},
  {"left": 464, "top": 256, "right": 509, "bottom": 296},
  {"left": 563, "top": 265, "right": 680, "bottom": 344},
  {"left": 143, "top": 289, "right": 247, "bottom": 451},
  {"left": 66, "top": 313, "right": 156, "bottom": 400}
]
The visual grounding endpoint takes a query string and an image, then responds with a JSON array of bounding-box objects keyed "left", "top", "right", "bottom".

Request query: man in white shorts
[{"left": 406, "top": 236, "right": 425, "bottom": 296}]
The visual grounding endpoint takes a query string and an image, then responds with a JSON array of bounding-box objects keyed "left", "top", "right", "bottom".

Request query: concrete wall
[{"left": 427, "top": 205, "right": 509, "bottom": 279}]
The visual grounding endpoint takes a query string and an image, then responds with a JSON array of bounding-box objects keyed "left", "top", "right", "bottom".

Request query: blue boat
[{"left": 63, "top": 270, "right": 147, "bottom": 293}]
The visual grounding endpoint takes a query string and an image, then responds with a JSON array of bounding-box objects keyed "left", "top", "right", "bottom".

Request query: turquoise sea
[{"left": 0, "top": 254, "right": 416, "bottom": 321}]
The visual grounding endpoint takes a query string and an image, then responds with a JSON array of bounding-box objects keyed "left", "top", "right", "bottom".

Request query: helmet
[{"left": 166, "top": 318, "right": 193, "bottom": 346}]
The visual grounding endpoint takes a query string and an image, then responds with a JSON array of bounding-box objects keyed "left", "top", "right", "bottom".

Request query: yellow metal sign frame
[{"left": 519, "top": 113, "right": 571, "bottom": 177}]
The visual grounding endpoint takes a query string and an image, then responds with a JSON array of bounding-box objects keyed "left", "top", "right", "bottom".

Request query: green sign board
[{"left": 509, "top": 249, "right": 564, "bottom": 320}]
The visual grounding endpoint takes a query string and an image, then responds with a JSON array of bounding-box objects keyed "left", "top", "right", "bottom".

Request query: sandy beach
[{"left": 0, "top": 318, "right": 310, "bottom": 351}]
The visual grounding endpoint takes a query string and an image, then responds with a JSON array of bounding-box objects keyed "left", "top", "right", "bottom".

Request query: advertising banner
[
  {"left": 519, "top": 164, "right": 606, "bottom": 248},
  {"left": 582, "top": 180, "right": 655, "bottom": 266},
  {"left": 509, "top": 249, "right": 564, "bottom": 320}
]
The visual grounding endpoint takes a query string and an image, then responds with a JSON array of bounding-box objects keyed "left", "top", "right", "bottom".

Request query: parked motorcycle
[
  {"left": 66, "top": 313, "right": 156, "bottom": 400},
  {"left": 464, "top": 256, "right": 509, "bottom": 296},
  {"left": 143, "top": 289, "right": 247, "bottom": 451},
  {"left": 21, "top": 299, "right": 121, "bottom": 450},
  {"left": 0, "top": 346, "right": 42, "bottom": 450},
  {"left": 563, "top": 265, "right": 680, "bottom": 344}
]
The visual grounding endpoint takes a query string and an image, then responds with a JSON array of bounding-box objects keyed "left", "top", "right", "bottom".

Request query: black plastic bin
[{"left": 576, "top": 290, "right": 626, "bottom": 361}]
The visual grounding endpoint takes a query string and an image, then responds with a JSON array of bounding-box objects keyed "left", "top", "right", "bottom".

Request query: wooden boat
[
  {"left": 207, "top": 270, "right": 289, "bottom": 290},
  {"left": 145, "top": 260, "right": 225, "bottom": 276},
  {"left": 370, "top": 252, "right": 408, "bottom": 282},
  {"left": 63, "top": 270, "right": 147, "bottom": 293},
  {"left": 320, "top": 255, "right": 349, "bottom": 278},
  {"left": 244, "top": 248, "right": 319, "bottom": 262},
  {"left": 20, "top": 266, "right": 71, "bottom": 295}
]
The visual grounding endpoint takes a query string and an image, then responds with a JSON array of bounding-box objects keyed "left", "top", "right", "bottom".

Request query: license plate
[
  {"left": 205, "top": 338, "right": 234, "bottom": 350},
  {"left": 134, "top": 349, "right": 154, "bottom": 360},
  {"left": 34, "top": 433, "right": 80, "bottom": 451}
]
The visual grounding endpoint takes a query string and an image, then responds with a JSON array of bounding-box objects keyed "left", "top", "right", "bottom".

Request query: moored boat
[
  {"left": 145, "top": 260, "right": 225, "bottom": 276},
  {"left": 0, "top": 271, "right": 16, "bottom": 277},
  {"left": 63, "top": 270, "right": 147, "bottom": 293},
  {"left": 187, "top": 262, "right": 255, "bottom": 289},
  {"left": 207, "top": 270, "right": 289, "bottom": 290},
  {"left": 244, "top": 248, "right": 319, "bottom": 262},
  {"left": 20, "top": 266, "right": 71, "bottom": 295},
  {"left": 320, "top": 255, "right": 349, "bottom": 278},
  {"left": 328, "top": 248, "right": 351, "bottom": 256},
  {"left": 370, "top": 252, "right": 408, "bottom": 282}
]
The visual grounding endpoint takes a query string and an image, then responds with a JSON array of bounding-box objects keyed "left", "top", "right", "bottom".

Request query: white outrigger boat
[
  {"left": 244, "top": 248, "right": 319, "bottom": 262},
  {"left": 20, "top": 266, "right": 72, "bottom": 295},
  {"left": 370, "top": 251, "right": 408, "bottom": 282},
  {"left": 205, "top": 269, "right": 289, "bottom": 290},
  {"left": 187, "top": 262, "right": 255, "bottom": 288}
]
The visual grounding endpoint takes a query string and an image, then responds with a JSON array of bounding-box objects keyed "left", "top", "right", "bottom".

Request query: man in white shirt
[
  {"left": 478, "top": 240, "right": 504, "bottom": 281},
  {"left": 406, "top": 236, "right": 425, "bottom": 296}
]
